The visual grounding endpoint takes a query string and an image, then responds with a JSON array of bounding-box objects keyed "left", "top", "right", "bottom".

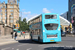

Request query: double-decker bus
[{"left": 28, "top": 13, "right": 61, "bottom": 43}]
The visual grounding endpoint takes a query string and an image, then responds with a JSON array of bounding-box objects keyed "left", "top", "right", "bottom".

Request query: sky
[{"left": 0, "top": 0, "right": 68, "bottom": 20}]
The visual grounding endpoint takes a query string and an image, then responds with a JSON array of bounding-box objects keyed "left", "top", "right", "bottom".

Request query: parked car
[{"left": 61, "top": 32, "right": 66, "bottom": 37}]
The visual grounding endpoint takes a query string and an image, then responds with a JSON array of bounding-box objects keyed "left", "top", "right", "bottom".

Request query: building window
[
  {"left": 1, "top": 6, "right": 2, "bottom": 8},
  {"left": 11, "top": 3, "right": 13, "bottom": 4},
  {"left": 10, "top": 6, "right": 14, "bottom": 8},
  {"left": 5, "top": 10, "right": 6, "bottom": 12},
  {"left": 1, "top": 10, "right": 2, "bottom": 12},
  {"left": 5, "top": 6, "right": 6, "bottom": 8},
  {"left": 1, "top": 17, "right": 2, "bottom": 19},
  {"left": 1, "top": 13, "right": 2, "bottom": 16},
  {"left": 5, "top": 17, "right": 7, "bottom": 19},
  {"left": 5, "top": 20, "right": 7, "bottom": 23},
  {"left": 11, "top": 13, "right": 13, "bottom": 15},
  {"left": 10, "top": 10, "right": 13, "bottom": 12},
  {"left": 70, "top": 0, "right": 72, "bottom": 2},
  {"left": 10, "top": 17, "right": 13, "bottom": 19},
  {"left": 5, "top": 13, "right": 6, "bottom": 15},
  {"left": 10, "top": 20, "right": 13, "bottom": 23}
]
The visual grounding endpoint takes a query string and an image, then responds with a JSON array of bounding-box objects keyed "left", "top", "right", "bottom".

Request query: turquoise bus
[{"left": 29, "top": 13, "right": 61, "bottom": 43}]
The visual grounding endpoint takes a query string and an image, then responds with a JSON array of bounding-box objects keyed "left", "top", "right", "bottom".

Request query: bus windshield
[
  {"left": 45, "top": 23, "right": 58, "bottom": 30},
  {"left": 45, "top": 15, "right": 57, "bottom": 19}
]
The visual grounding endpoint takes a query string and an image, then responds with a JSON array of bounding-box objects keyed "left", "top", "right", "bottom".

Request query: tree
[
  {"left": 23, "top": 18, "right": 27, "bottom": 24},
  {"left": 18, "top": 17, "right": 29, "bottom": 31}
]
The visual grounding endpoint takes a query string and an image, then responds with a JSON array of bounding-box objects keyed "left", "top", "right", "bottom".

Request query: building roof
[
  {"left": 28, "top": 14, "right": 70, "bottom": 26},
  {"left": 27, "top": 14, "right": 41, "bottom": 22},
  {"left": 60, "top": 12, "right": 68, "bottom": 20},
  {"left": 60, "top": 16, "right": 70, "bottom": 25}
]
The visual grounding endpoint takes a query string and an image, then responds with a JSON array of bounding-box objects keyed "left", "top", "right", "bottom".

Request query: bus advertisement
[{"left": 29, "top": 13, "right": 61, "bottom": 43}]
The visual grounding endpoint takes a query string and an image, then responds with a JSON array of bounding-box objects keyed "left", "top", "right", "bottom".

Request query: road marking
[
  {"left": 26, "top": 48, "right": 32, "bottom": 50},
  {"left": 16, "top": 49, "right": 19, "bottom": 50},
  {"left": 18, "top": 44, "right": 27, "bottom": 47},
  {"left": 38, "top": 44, "right": 60, "bottom": 48},
  {"left": 1, "top": 47, "right": 10, "bottom": 50}
]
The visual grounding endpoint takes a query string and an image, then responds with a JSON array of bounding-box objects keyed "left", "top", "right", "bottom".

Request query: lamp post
[
  {"left": 0, "top": 6, "right": 2, "bottom": 36},
  {"left": 0, "top": 6, "right": 1, "bottom": 23}
]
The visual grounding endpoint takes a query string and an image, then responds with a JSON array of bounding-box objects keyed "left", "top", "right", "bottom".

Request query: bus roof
[{"left": 28, "top": 13, "right": 58, "bottom": 22}]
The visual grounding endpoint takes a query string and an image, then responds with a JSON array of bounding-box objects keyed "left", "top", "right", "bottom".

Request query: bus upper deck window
[{"left": 45, "top": 15, "right": 57, "bottom": 19}]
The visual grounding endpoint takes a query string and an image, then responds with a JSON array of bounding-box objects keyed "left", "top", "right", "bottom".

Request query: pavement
[
  {"left": 0, "top": 33, "right": 30, "bottom": 46},
  {"left": 66, "top": 34, "right": 75, "bottom": 37},
  {"left": 0, "top": 37, "right": 75, "bottom": 50}
]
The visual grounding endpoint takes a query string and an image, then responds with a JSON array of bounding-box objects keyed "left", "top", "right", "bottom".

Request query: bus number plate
[{"left": 50, "top": 40, "right": 54, "bottom": 41}]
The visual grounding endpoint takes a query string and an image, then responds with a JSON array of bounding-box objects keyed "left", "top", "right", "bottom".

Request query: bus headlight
[
  {"left": 43, "top": 30, "right": 45, "bottom": 32},
  {"left": 58, "top": 29, "right": 60, "bottom": 31}
]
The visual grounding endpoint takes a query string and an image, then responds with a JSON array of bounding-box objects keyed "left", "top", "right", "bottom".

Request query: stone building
[
  {"left": 0, "top": 0, "right": 19, "bottom": 35},
  {"left": 0, "top": 0, "right": 19, "bottom": 27},
  {"left": 0, "top": 24, "right": 13, "bottom": 36}
]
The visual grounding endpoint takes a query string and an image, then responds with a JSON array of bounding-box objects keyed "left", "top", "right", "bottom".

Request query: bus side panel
[
  {"left": 39, "top": 15, "right": 43, "bottom": 42},
  {"left": 31, "top": 22, "right": 43, "bottom": 42}
]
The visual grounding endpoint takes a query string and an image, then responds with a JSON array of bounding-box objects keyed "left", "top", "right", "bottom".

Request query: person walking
[
  {"left": 11, "top": 32, "right": 13, "bottom": 39},
  {"left": 21, "top": 31, "right": 22, "bottom": 35},
  {"left": 14, "top": 31, "right": 17, "bottom": 40},
  {"left": 24, "top": 32, "right": 25, "bottom": 39},
  {"left": 22, "top": 31, "right": 25, "bottom": 39}
]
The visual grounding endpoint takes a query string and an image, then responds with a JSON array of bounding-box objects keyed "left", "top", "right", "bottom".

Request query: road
[{"left": 0, "top": 37, "right": 75, "bottom": 50}]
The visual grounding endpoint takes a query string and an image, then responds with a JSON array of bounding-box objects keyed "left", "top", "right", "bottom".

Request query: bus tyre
[{"left": 38, "top": 37, "right": 40, "bottom": 42}]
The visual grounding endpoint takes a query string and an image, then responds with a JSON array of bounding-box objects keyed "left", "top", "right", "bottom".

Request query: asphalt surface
[{"left": 0, "top": 37, "right": 75, "bottom": 50}]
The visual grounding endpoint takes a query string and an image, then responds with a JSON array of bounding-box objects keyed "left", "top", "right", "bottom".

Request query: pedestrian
[
  {"left": 24, "top": 32, "right": 25, "bottom": 39},
  {"left": 11, "top": 32, "right": 13, "bottom": 39},
  {"left": 14, "top": 31, "right": 17, "bottom": 40},
  {"left": 30, "top": 31, "right": 32, "bottom": 36},
  {"left": 21, "top": 31, "right": 22, "bottom": 35},
  {"left": 61, "top": 28, "right": 63, "bottom": 34},
  {"left": 65, "top": 27, "right": 67, "bottom": 34},
  {"left": 66, "top": 27, "right": 69, "bottom": 34},
  {"left": 0, "top": 30, "right": 1, "bottom": 36},
  {"left": 22, "top": 31, "right": 25, "bottom": 39}
]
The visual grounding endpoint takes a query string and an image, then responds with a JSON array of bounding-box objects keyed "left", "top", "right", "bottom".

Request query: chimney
[
  {"left": 16, "top": 0, "right": 17, "bottom": 4},
  {"left": 3, "top": 1, "right": 5, "bottom": 4}
]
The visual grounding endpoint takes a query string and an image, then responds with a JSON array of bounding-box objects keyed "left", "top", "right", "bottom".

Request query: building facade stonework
[
  {"left": 0, "top": 0, "right": 19, "bottom": 27},
  {"left": 0, "top": 0, "right": 19, "bottom": 35},
  {"left": 0, "top": 24, "right": 13, "bottom": 36}
]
